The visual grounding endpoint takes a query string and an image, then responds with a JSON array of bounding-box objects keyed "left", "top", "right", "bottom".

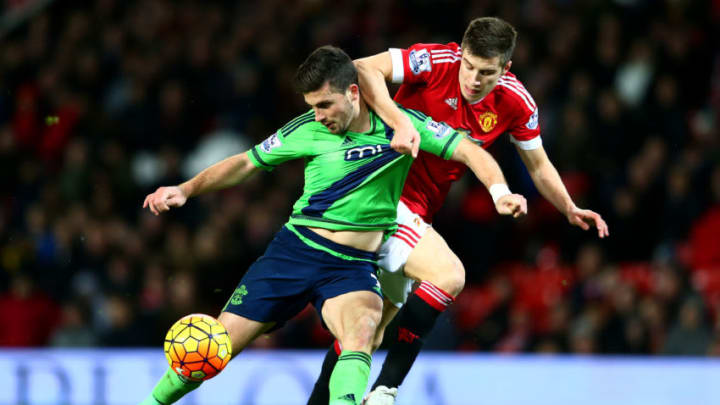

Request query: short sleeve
[
  {"left": 508, "top": 106, "right": 542, "bottom": 150},
  {"left": 497, "top": 76, "right": 543, "bottom": 150},
  {"left": 248, "top": 112, "right": 316, "bottom": 170},
  {"left": 388, "top": 43, "right": 461, "bottom": 86}
]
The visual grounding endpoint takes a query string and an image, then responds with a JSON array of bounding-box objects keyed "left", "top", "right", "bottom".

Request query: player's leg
[
  {"left": 218, "top": 312, "right": 276, "bottom": 354},
  {"left": 143, "top": 225, "right": 311, "bottom": 405},
  {"left": 306, "top": 296, "right": 397, "bottom": 405},
  {"left": 369, "top": 227, "right": 462, "bottom": 399},
  {"left": 305, "top": 339, "right": 344, "bottom": 405},
  {"left": 321, "top": 290, "right": 383, "bottom": 405},
  {"left": 282, "top": 223, "right": 385, "bottom": 405},
  {"left": 372, "top": 297, "right": 402, "bottom": 351},
  {"left": 307, "top": 201, "right": 428, "bottom": 405},
  {"left": 140, "top": 314, "right": 272, "bottom": 405}
]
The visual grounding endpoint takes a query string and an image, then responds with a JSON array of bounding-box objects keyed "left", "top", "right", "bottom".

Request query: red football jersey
[{"left": 389, "top": 42, "right": 542, "bottom": 222}]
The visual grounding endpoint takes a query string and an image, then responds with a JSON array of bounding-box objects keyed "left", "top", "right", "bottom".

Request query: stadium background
[{"left": 0, "top": 0, "right": 719, "bottom": 401}]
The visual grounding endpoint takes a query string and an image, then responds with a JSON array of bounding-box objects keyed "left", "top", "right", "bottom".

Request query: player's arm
[
  {"left": 451, "top": 138, "right": 527, "bottom": 217},
  {"left": 354, "top": 52, "right": 420, "bottom": 157},
  {"left": 516, "top": 145, "right": 609, "bottom": 237},
  {"left": 143, "top": 152, "right": 259, "bottom": 216}
]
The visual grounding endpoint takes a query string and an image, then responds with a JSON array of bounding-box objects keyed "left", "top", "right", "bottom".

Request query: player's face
[
  {"left": 458, "top": 51, "right": 511, "bottom": 103},
  {"left": 304, "top": 82, "right": 357, "bottom": 134}
]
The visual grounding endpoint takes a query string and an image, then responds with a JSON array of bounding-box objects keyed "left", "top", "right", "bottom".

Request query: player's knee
[
  {"left": 428, "top": 256, "right": 465, "bottom": 297},
  {"left": 446, "top": 257, "right": 465, "bottom": 296},
  {"left": 341, "top": 311, "right": 381, "bottom": 352}
]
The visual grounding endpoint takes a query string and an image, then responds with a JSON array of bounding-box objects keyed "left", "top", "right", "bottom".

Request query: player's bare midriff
[{"left": 307, "top": 227, "right": 384, "bottom": 253}]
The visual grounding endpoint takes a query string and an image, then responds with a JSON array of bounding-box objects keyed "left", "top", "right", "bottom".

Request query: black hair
[
  {"left": 461, "top": 17, "right": 518, "bottom": 66},
  {"left": 293, "top": 45, "right": 358, "bottom": 94}
]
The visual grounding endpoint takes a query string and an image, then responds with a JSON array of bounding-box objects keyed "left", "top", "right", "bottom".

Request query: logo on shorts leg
[
  {"left": 230, "top": 285, "right": 248, "bottom": 305},
  {"left": 370, "top": 274, "right": 383, "bottom": 296}
]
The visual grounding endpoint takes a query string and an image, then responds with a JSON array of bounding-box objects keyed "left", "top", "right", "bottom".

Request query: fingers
[
  {"left": 143, "top": 188, "right": 173, "bottom": 216},
  {"left": 497, "top": 194, "right": 527, "bottom": 218},
  {"left": 510, "top": 201, "right": 526, "bottom": 218},
  {"left": 577, "top": 218, "right": 590, "bottom": 231},
  {"left": 391, "top": 139, "right": 414, "bottom": 156},
  {"left": 518, "top": 196, "right": 528, "bottom": 216},
  {"left": 390, "top": 129, "right": 421, "bottom": 157},
  {"left": 390, "top": 139, "right": 408, "bottom": 155},
  {"left": 155, "top": 197, "right": 170, "bottom": 213},
  {"left": 144, "top": 194, "right": 159, "bottom": 215},
  {"left": 573, "top": 209, "right": 610, "bottom": 238},
  {"left": 594, "top": 215, "right": 610, "bottom": 238},
  {"left": 582, "top": 210, "right": 609, "bottom": 238}
]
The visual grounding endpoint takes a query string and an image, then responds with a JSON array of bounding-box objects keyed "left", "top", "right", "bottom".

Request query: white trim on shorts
[{"left": 377, "top": 200, "right": 431, "bottom": 307}]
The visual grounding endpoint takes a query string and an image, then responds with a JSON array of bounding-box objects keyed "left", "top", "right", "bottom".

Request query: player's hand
[
  {"left": 495, "top": 194, "right": 527, "bottom": 218},
  {"left": 566, "top": 206, "right": 609, "bottom": 238},
  {"left": 390, "top": 124, "right": 421, "bottom": 158},
  {"left": 143, "top": 186, "right": 188, "bottom": 216}
]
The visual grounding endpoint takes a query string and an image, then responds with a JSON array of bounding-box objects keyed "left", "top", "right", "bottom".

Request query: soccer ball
[{"left": 164, "top": 313, "right": 232, "bottom": 381}]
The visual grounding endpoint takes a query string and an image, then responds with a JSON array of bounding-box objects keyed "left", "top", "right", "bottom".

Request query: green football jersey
[{"left": 247, "top": 107, "right": 462, "bottom": 232}]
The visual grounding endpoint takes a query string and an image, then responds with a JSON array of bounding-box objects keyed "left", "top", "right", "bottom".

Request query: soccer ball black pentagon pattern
[{"left": 164, "top": 313, "right": 232, "bottom": 381}]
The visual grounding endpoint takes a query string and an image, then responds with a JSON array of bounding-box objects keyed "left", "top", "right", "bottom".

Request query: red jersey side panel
[{"left": 389, "top": 43, "right": 542, "bottom": 222}]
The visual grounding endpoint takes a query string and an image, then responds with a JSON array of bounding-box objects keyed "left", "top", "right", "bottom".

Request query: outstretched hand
[
  {"left": 566, "top": 206, "right": 609, "bottom": 238},
  {"left": 496, "top": 194, "right": 528, "bottom": 218},
  {"left": 143, "top": 186, "right": 188, "bottom": 216},
  {"left": 390, "top": 125, "right": 421, "bottom": 158}
]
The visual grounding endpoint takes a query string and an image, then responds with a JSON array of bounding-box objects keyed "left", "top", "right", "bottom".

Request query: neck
[{"left": 347, "top": 100, "right": 371, "bottom": 133}]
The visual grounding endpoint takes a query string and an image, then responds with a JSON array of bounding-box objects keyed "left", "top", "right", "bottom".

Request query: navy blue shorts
[{"left": 223, "top": 225, "right": 382, "bottom": 331}]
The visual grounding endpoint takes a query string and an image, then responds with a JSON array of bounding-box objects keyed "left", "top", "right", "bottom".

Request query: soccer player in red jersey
[{"left": 307, "top": 17, "right": 609, "bottom": 405}]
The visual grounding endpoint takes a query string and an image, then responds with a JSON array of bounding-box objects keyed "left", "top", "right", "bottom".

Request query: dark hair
[
  {"left": 461, "top": 17, "right": 517, "bottom": 66},
  {"left": 293, "top": 45, "right": 358, "bottom": 94}
]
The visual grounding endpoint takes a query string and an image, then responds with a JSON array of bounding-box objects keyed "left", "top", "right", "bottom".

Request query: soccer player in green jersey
[{"left": 140, "top": 46, "right": 526, "bottom": 405}]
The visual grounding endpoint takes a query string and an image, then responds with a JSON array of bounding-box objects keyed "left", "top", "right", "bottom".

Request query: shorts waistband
[{"left": 291, "top": 225, "right": 378, "bottom": 261}]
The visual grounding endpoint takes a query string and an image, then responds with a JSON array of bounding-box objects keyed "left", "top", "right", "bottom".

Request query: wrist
[
  {"left": 489, "top": 184, "right": 511, "bottom": 204},
  {"left": 388, "top": 111, "right": 414, "bottom": 129},
  {"left": 563, "top": 202, "right": 578, "bottom": 216},
  {"left": 178, "top": 182, "right": 193, "bottom": 198}
]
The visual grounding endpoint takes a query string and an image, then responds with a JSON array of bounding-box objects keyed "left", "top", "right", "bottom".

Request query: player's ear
[
  {"left": 503, "top": 60, "right": 512, "bottom": 74},
  {"left": 347, "top": 83, "right": 360, "bottom": 102}
]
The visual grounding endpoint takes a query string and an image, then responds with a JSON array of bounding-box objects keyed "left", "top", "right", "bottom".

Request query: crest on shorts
[
  {"left": 477, "top": 111, "right": 498, "bottom": 133},
  {"left": 230, "top": 285, "right": 248, "bottom": 305}
]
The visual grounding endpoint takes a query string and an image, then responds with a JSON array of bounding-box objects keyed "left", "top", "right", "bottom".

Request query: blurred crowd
[{"left": 1, "top": 0, "right": 719, "bottom": 356}]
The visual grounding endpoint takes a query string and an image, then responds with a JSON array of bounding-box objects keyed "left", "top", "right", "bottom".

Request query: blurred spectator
[
  {"left": 662, "top": 296, "right": 712, "bottom": 356},
  {"left": 50, "top": 298, "right": 98, "bottom": 347},
  {"left": 98, "top": 294, "right": 146, "bottom": 347},
  {"left": 0, "top": 274, "right": 60, "bottom": 346}
]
